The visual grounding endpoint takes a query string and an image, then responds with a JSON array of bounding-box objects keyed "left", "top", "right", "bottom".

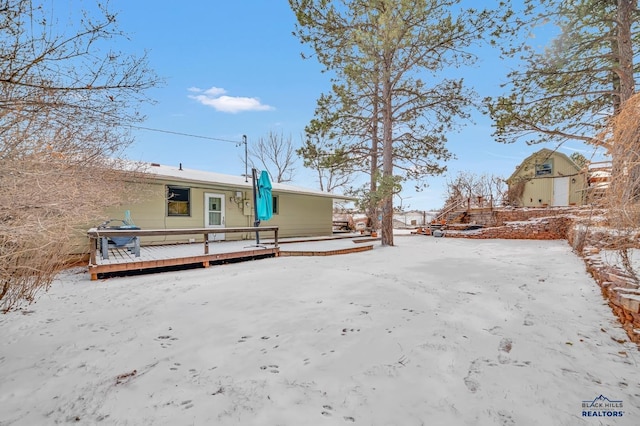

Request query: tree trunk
[
  {"left": 612, "top": 0, "right": 638, "bottom": 198},
  {"left": 617, "top": 0, "right": 635, "bottom": 106},
  {"left": 368, "top": 91, "right": 380, "bottom": 230},
  {"left": 381, "top": 66, "right": 394, "bottom": 246}
]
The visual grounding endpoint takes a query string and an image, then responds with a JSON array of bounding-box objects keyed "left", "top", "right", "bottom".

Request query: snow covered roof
[
  {"left": 145, "top": 163, "right": 355, "bottom": 201},
  {"left": 589, "top": 170, "right": 611, "bottom": 180}
]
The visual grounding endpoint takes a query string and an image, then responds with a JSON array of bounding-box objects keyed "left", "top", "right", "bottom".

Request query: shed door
[
  {"left": 553, "top": 177, "right": 570, "bottom": 206},
  {"left": 204, "top": 193, "right": 225, "bottom": 241}
]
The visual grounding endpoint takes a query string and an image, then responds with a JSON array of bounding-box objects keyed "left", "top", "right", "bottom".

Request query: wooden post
[
  {"left": 89, "top": 237, "right": 97, "bottom": 266},
  {"left": 274, "top": 228, "right": 279, "bottom": 249},
  {"left": 89, "top": 236, "right": 98, "bottom": 280}
]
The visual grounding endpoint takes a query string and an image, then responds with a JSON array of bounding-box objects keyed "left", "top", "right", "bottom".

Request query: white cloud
[
  {"left": 188, "top": 86, "right": 274, "bottom": 113},
  {"left": 203, "top": 87, "right": 226, "bottom": 97}
]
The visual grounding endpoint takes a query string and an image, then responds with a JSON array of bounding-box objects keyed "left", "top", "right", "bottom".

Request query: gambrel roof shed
[{"left": 506, "top": 149, "right": 586, "bottom": 207}]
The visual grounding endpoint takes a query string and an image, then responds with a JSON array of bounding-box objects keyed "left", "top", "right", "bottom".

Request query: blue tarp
[{"left": 256, "top": 170, "right": 273, "bottom": 221}]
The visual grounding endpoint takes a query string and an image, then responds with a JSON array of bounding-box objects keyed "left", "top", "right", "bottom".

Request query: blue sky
[{"left": 110, "top": 1, "right": 608, "bottom": 211}]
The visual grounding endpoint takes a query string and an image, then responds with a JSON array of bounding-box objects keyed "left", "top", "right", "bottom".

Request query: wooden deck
[
  {"left": 278, "top": 236, "right": 377, "bottom": 256},
  {"left": 280, "top": 245, "right": 373, "bottom": 256},
  {"left": 87, "top": 226, "right": 280, "bottom": 280},
  {"left": 87, "top": 228, "right": 376, "bottom": 280},
  {"left": 88, "top": 243, "right": 279, "bottom": 279}
]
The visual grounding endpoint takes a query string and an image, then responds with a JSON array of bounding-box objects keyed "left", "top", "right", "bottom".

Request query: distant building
[
  {"left": 393, "top": 210, "right": 437, "bottom": 227},
  {"left": 332, "top": 210, "right": 437, "bottom": 230},
  {"left": 506, "top": 148, "right": 587, "bottom": 207}
]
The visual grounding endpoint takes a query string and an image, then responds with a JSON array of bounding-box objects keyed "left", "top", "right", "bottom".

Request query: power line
[
  {"left": 132, "top": 125, "right": 250, "bottom": 182},
  {"left": 130, "top": 125, "right": 242, "bottom": 144}
]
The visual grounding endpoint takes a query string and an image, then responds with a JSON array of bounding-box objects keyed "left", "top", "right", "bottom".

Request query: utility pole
[{"left": 243, "top": 134, "right": 248, "bottom": 182}]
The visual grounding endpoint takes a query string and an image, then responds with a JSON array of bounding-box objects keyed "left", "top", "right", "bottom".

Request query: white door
[
  {"left": 204, "top": 193, "right": 225, "bottom": 240},
  {"left": 553, "top": 177, "right": 570, "bottom": 206}
]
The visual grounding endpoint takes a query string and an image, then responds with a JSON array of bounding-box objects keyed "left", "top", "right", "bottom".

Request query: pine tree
[
  {"left": 291, "top": 0, "right": 497, "bottom": 245},
  {"left": 486, "top": 0, "right": 637, "bottom": 148}
]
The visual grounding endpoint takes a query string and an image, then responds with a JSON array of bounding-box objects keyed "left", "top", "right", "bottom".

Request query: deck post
[
  {"left": 204, "top": 233, "right": 209, "bottom": 254},
  {"left": 89, "top": 236, "right": 97, "bottom": 266},
  {"left": 88, "top": 236, "right": 99, "bottom": 280}
]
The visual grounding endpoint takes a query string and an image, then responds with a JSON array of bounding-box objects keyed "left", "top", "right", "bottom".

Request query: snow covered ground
[{"left": 1, "top": 235, "right": 639, "bottom": 425}]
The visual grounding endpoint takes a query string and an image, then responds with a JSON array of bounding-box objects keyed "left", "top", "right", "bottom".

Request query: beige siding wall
[
  {"left": 554, "top": 155, "right": 579, "bottom": 176},
  {"left": 520, "top": 175, "right": 586, "bottom": 207},
  {"left": 104, "top": 179, "right": 333, "bottom": 244},
  {"left": 568, "top": 173, "right": 587, "bottom": 205},
  {"left": 266, "top": 192, "right": 333, "bottom": 238},
  {"left": 521, "top": 178, "right": 553, "bottom": 207}
]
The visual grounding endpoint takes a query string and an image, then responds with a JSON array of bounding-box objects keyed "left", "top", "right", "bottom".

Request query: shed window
[
  {"left": 535, "top": 161, "right": 553, "bottom": 176},
  {"left": 272, "top": 195, "right": 279, "bottom": 215},
  {"left": 167, "top": 186, "right": 190, "bottom": 216}
]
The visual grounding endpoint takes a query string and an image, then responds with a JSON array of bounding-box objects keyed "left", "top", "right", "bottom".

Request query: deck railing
[
  {"left": 87, "top": 226, "right": 279, "bottom": 266},
  {"left": 434, "top": 198, "right": 469, "bottom": 223}
]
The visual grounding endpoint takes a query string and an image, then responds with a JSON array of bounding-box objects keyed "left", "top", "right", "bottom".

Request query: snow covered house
[
  {"left": 105, "top": 163, "right": 353, "bottom": 243},
  {"left": 506, "top": 149, "right": 587, "bottom": 207}
]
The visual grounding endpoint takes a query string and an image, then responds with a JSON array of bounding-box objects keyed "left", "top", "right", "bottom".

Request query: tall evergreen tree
[
  {"left": 290, "top": 0, "right": 496, "bottom": 245},
  {"left": 485, "top": 0, "right": 638, "bottom": 149}
]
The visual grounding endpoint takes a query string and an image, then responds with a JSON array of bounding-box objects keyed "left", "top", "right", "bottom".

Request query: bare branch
[{"left": 0, "top": 0, "right": 158, "bottom": 310}]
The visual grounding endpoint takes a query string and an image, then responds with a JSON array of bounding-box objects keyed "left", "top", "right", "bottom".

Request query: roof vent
[
  {"left": 150, "top": 162, "right": 160, "bottom": 167},
  {"left": 179, "top": 163, "right": 183, "bottom": 171}
]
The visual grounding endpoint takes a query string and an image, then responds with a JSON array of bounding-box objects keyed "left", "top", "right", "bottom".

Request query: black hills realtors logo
[{"left": 581, "top": 395, "right": 624, "bottom": 418}]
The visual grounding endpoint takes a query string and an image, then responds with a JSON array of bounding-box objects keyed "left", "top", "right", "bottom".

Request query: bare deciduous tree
[
  {"left": 297, "top": 135, "right": 354, "bottom": 192},
  {"left": 248, "top": 131, "right": 298, "bottom": 183},
  {"left": 442, "top": 171, "right": 506, "bottom": 215},
  {"left": 0, "top": 0, "right": 158, "bottom": 311}
]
